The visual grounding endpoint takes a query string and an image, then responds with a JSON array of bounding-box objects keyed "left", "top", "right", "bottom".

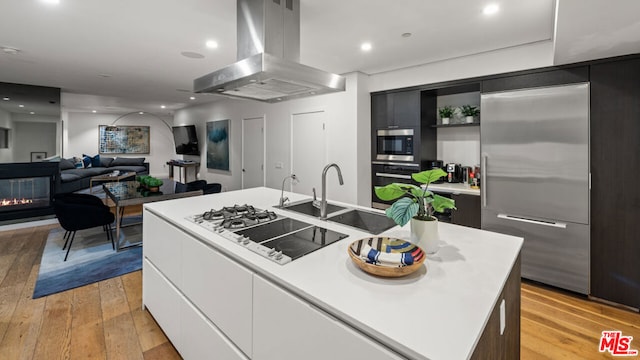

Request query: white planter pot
[
  {"left": 410, "top": 217, "right": 440, "bottom": 254},
  {"left": 442, "top": 117, "right": 450, "bottom": 125},
  {"left": 465, "top": 116, "right": 474, "bottom": 123}
]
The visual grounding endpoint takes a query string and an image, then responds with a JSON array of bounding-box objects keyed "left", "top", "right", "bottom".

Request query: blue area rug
[{"left": 33, "top": 221, "right": 143, "bottom": 299}]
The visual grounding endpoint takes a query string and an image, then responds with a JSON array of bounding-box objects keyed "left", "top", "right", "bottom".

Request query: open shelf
[{"left": 432, "top": 121, "right": 480, "bottom": 128}]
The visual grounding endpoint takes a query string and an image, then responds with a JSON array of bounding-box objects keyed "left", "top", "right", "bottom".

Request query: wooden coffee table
[{"left": 89, "top": 172, "right": 136, "bottom": 193}]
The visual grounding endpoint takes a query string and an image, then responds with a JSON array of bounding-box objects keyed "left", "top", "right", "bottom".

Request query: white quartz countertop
[
  {"left": 428, "top": 182, "right": 481, "bottom": 196},
  {"left": 144, "top": 187, "right": 521, "bottom": 360}
]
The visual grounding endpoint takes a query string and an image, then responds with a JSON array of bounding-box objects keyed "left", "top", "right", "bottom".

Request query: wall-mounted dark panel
[
  {"left": 590, "top": 57, "right": 640, "bottom": 309},
  {"left": 482, "top": 67, "right": 589, "bottom": 93}
]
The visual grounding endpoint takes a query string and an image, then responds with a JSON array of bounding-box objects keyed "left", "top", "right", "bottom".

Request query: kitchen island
[{"left": 142, "top": 187, "right": 522, "bottom": 360}]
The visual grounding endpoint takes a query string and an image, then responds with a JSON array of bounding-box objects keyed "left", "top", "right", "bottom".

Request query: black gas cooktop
[{"left": 187, "top": 205, "right": 348, "bottom": 264}]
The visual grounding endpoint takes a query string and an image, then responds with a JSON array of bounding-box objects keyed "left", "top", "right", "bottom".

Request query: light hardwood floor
[{"left": 0, "top": 224, "right": 638, "bottom": 359}]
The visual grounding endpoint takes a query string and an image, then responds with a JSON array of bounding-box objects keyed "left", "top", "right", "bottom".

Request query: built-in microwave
[{"left": 376, "top": 129, "right": 414, "bottom": 162}]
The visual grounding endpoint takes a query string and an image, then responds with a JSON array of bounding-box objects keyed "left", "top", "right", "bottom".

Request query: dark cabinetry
[
  {"left": 482, "top": 66, "right": 589, "bottom": 93},
  {"left": 433, "top": 192, "right": 481, "bottom": 229},
  {"left": 370, "top": 90, "right": 436, "bottom": 165},
  {"left": 372, "top": 90, "right": 421, "bottom": 129},
  {"left": 451, "top": 193, "right": 481, "bottom": 229},
  {"left": 590, "top": 58, "right": 640, "bottom": 309},
  {"left": 470, "top": 255, "right": 521, "bottom": 360}
]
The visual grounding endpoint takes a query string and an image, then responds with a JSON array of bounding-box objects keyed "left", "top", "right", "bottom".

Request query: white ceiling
[{"left": 0, "top": 0, "right": 639, "bottom": 115}]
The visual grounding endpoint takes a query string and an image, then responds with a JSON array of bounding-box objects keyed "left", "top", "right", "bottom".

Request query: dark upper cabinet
[
  {"left": 482, "top": 67, "right": 589, "bottom": 93},
  {"left": 372, "top": 90, "right": 421, "bottom": 129},
  {"left": 371, "top": 93, "right": 388, "bottom": 129},
  {"left": 590, "top": 57, "right": 640, "bottom": 309}
]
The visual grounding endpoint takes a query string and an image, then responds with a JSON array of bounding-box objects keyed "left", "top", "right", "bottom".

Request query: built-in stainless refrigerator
[{"left": 480, "top": 83, "right": 590, "bottom": 294}]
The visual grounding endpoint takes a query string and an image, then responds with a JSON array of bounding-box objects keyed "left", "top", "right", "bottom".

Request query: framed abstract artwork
[
  {"left": 206, "top": 119, "right": 229, "bottom": 171},
  {"left": 99, "top": 125, "right": 150, "bottom": 154}
]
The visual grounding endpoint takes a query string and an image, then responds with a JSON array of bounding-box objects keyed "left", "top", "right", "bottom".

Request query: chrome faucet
[
  {"left": 320, "top": 163, "right": 344, "bottom": 219},
  {"left": 279, "top": 174, "right": 297, "bottom": 207}
]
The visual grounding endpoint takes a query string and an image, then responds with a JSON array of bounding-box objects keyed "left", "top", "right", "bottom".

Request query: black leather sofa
[{"left": 55, "top": 156, "right": 149, "bottom": 194}]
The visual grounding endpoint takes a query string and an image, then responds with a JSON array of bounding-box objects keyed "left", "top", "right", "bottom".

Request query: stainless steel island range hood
[{"left": 194, "top": 0, "right": 346, "bottom": 103}]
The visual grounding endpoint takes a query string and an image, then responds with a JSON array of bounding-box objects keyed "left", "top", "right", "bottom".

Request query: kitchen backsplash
[{"left": 436, "top": 126, "right": 480, "bottom": 168}]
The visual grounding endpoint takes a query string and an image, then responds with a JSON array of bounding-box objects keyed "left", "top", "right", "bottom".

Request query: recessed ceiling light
[
  {"left": 18, "top": 104, "right": 24, "bottom": 108},
  {"left": 41, "top": 0, "right": 60, "bottom": 4},
  {"left": 92, "top": 110, "right": 97, "bottom": 113},
  {"left": 2, "top": 97, "right": 9, "bottom": 101},
  {"left": 206, "top": 40, "right": 219, "bottom": 49},
  {"left": 360, "top": 42, "right": 372, "bottom": 52},
  {"left": 189, "top": 96, "right": 196, "bottom": 100},
  {"left": 139, "top": 112, "right": 144, "bottom": 115},
  {"left": 30, "top": 111, "right": 35, "bottom": 114},
  {"left": 483, "top": 3, "right": 499, "bottom": 15},
  {"left": 161, "top": 105, "right": 166, "bottom": 109}
]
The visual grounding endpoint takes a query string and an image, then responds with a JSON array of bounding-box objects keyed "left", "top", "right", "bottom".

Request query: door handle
[
  {"left": 375, "top": 172, "right": 411, "bottom": 180},
  {"left": 497, "top": 214, "right": 567, "bottom": 229},
  {"left": 482, "top": 155, "right": 487, "bottom": 208}
]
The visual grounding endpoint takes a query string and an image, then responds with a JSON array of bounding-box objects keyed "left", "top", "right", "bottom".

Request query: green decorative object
[
  {"left": 137, "top": 175, "right": 163, "bottom": 190},
  {"left": 438, "top": 106, "right": 455, "bottom": 119},
  {"left": 375, "top": 168, "right": 456, "bottom": 227},
  {"left": 460, "top": 105, "right": 480, "bottom": 117}
]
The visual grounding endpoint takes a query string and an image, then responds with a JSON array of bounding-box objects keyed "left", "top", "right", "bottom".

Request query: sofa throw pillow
[
  {"left": 100, "top": 156, "right": 114, "bottom": 167},
  {"left": 72, "top": 157, "right": 84, "bottom": 168},
  {"left": 59, "top": 158, "right": 76, "bottom": 170},
  {"left": 82, "top": 155, "right": 92, "bottom": 168},
  {"left": 111, "top": 157, "right": 145, "bottom": 166},
  {"left": 83, "top": 154, "right": 101, "bottom": 167}
]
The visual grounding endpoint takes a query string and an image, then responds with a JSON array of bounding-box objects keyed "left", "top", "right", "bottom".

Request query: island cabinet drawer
[
  {"left": 143, "top": 259, "right": 182, "bottom": 351},
  {"left": 181, "top": 235, "right": 253, "bottom": 357},
  {"left": 181, "top": 296, "right": 249, "bottom": 360},
  {"left": 143, "top": 211, "right": 182, "bottom": 286},
  {"left": 253, "top": 275, "right": 405, "bottom": 360}
]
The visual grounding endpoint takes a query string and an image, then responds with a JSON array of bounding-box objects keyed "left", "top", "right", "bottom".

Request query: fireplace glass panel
[{"left": 0, "top": 176, "right": 51, "bottom": 213}]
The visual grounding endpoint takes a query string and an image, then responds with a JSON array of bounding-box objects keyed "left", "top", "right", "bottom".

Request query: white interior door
[
  {"left": 242, "top": 116, "right": 264, "bottom": 189},
  {"left": 291, "top": 111, "right": 326, "bottom": 196}
]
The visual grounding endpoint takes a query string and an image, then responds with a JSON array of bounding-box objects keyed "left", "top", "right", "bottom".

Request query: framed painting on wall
[
  {"left": 99, "top": 125, "right": 150, "bottom": 154},
  {"left": 206, "top": 119, "right": 229, "bottom": 171}
]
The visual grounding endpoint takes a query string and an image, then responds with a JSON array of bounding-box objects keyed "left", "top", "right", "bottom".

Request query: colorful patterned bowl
[{"left": 348, "top": 237, "right": 426, "bottom": 277}]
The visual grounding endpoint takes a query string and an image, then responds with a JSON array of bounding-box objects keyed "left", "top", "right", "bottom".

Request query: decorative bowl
[{"left": 348, "top": 237, "right": 426, "bottom": 278}]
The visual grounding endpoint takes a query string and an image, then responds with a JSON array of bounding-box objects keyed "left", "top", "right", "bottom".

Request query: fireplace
[{"left": 0, "top": 162, "right": 58, "bottom": 222}]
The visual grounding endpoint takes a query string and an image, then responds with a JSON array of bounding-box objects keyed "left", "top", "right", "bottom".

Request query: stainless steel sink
[
  {"left": 328, "top": 209, "right": 397, "bottom": 235},
  {"left": 278, "top": 199, "right": 346, "bottom": 217}
]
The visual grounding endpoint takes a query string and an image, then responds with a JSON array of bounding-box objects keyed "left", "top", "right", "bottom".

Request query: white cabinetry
[
  {"left": 143, "top": 259, "right": 182, "bottom": 351},
  {"left": 181, "top": 297, "right": 249, "bottom": 360},
  {"left": 181, "top": 234, "right": 253, "bottom": 356},
  {"left": 143, "top": 211, "right": 182, "bottom": 285},
  {"left": 143, "top": 211, "right": 252, "bottom": 359},
  {"left": 144, "top": 210, "right": 406, "bottom": 360},
  {"left": 252, "top": 275, "right": 405, "bottom": 360}
]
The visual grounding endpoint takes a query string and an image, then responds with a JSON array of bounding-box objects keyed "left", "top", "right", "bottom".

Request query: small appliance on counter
[
  {"left": 461, "top": 166, "right": 472, "bottom": 184},
  {"left": 446, "top": 163, "right": 462, "bottom": 183},
  {"left": 423, "top": 160, "right": 445, "bottom": 183}
]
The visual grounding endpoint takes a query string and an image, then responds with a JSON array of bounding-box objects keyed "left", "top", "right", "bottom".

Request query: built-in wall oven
[
  {"left": 375, "top": 129, "right": 415, "bottom": 162},
  {"left": 371, "top": 161, "right": 420, "bottom": 209}
]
